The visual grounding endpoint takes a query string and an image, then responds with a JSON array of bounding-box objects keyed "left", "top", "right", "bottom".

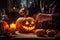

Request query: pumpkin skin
[
  {"left": 35, "top": 29, "right": 45, "bottom": 37},
  {"left": 46, "top": 29, "right": 56, "bottom": 37},
  {"left": 3, "top": 21, "right": 9, "bottom": 31},
  {"left": 16, "top": 17, "right": 35, "bottom": 32},
  {"left": 0, "top": 21, "right": 9, "bottom": 34}
]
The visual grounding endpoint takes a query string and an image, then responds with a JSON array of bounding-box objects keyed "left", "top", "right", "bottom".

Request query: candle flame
[{"left": 10, "top": 23, "right": 16, "bottom": 29}]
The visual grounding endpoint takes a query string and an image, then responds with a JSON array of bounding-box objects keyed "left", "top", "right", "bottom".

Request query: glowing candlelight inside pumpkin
[
  {"left": 31, "top": 21, "right": 34, "bottom": 24},
  {"left": 26, "top": 21, "right": 29, "bottom": 25},
  {"left": 16, "top": 17, "right": 35, "bottom": 32},
  {"left": 23, "top": 26, "right": 35, "bottom": 31},
  {"left": 10, "top": 23, "right": 16, "bottom": 33}
]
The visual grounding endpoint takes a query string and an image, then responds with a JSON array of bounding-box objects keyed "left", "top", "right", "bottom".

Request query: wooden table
[
  {"left": 0, "top": 31, "right": 58, "bottom": 40},
  {"left": 12, "top": 31, "right": 56, "bottom": 40}
]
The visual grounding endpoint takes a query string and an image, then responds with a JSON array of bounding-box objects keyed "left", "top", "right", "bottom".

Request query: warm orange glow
[
  {"left": 10, "top": 23, "right": 16, "bottom": 32},
  {"left": 26, "top": 21, "right": 29, "bottom": 25},
  {"left": 31, "top": 21, "right": 34, "bottom": 24},
  {"left": 16, "top": 17, "right": 35, "bottom": 32},
  {"left": 4, "top": 25, "right": 9, "bottom": 30},
  {"left": 3, "top": 21, "right": 9, "bottom": 31},
  {"left": 10, "top": 23, "right": 16, "bottom": 29},
  {"left": 10, "top": 23, "right": 16, "bottom": 33},
  {"left": 23, "top": 26, "right": 35, "bottom": 31}
]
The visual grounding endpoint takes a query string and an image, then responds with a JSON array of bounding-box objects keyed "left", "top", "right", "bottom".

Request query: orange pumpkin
[
  {"left": 0, "top": 21, "right": 9, "bottom": 34},
  {"left": 46, "top": 29, "right": 56, "bottom": 37},
  {"left": 35, "top": 29, "right": 45, "bottom": 37},
  {"left": 3, "top": 21, "right": 9, "bottom": 31},
  {"left": 16, "top": 17, "right": 35, "bottom": 32}
]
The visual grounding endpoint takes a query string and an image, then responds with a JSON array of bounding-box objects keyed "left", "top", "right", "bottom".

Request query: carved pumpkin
[
  {"left": 9, "top": 23, "right": 16, "bottom": 34},
  {"left": 16, "top": 17, "right": 35, "bottom": 32},
  {"left": 35, "top": 29, "right": 45, "bottom": 37},
  {"left": 46, "top": 29, "right": 56, "bottom": 37}
]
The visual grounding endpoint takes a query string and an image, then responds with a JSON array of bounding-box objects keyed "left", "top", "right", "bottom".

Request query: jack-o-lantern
[
  {"left": 35, "top": 29, "right": 45, "bottom": 37},
  {"left": 46, "top": 29, "right": 56, "bottom": 37},
  {"left": 16, "top": 17, "right": 35, "bottom": 32}
]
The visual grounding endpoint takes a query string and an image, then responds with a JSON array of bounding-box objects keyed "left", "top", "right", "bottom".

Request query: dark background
[
  {"left": 0, "top": 0, "right": 7, "bottom": 9},
  {"left": 0, "top": 0, "right": 60, "bottom": 30},
  {"left": 0, "top": 0, "right": 60, "bottom": 13}
]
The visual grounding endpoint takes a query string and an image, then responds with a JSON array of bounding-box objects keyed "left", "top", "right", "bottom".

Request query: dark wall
[
  {"left": 0, "top": 0, "right": 8, "bottom": 15},
  {"left": 0, "top": 0, "right": 7, "bottom": 9},
  {"left": 54, "top": 0, "right": 60, "bottom": 13}
]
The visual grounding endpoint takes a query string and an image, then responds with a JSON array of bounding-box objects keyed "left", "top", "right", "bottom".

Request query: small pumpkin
[
  {"left": 0, "top": 21, "right": 9, "bottom": 34},
  {"left": 16, "top": 17, "right": 35, "bottom": 32},
  {"left": 35, "top": 29, "right": 45, "bottom": 37},
  {"left": 3, "top": 21, "right": 9, "bottom": 31},
  {"left": 46, "top": 29, "right": 56, "bottom": 37}
]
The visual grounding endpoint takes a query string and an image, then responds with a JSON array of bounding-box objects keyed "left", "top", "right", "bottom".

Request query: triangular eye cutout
[
  {"left": 31, "top": 21, "right": 34, "bottom": 24},
  {"left": 26, "top": 21, "right": 29, "bottom": 25}
]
